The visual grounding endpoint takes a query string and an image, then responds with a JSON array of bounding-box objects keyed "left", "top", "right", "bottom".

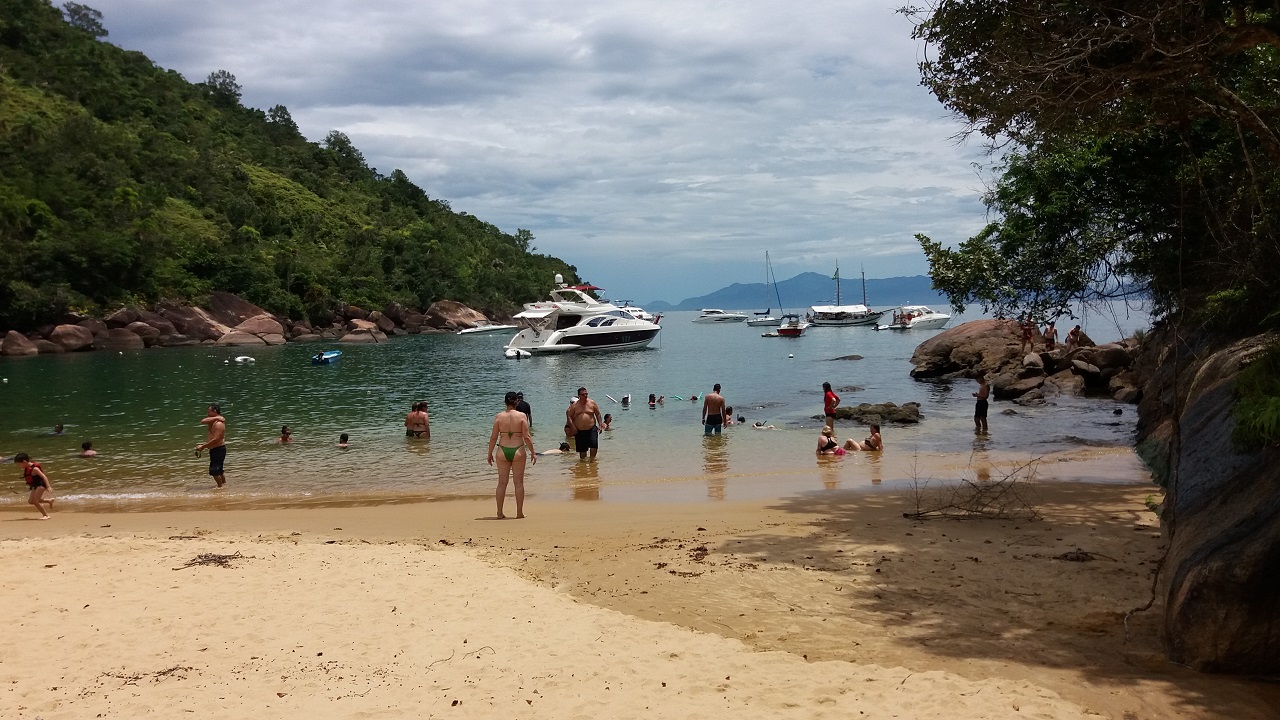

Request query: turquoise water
[{"left": 0, "top": 306, "right": 1152, "bottom": 509}]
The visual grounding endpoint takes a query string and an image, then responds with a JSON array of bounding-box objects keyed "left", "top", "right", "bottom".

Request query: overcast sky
[{"left": 88, "top": 0, "right": 991, "bottom": 304}]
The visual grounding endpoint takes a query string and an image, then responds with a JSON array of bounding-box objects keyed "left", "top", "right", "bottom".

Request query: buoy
[{"left": 788, "top": 354, "right": 794, "bottom": 358}]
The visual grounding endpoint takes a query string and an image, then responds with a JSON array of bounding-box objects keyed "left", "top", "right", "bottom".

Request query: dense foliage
[
  {"left": 904, "top": 0, "right": 1280, "bottom": 331},
  {"left": 0, "top": 0, "right": 577, "bottom": 329}
]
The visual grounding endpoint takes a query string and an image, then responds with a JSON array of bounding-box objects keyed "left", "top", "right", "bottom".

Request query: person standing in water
[
  {"left": 822, "top": 382, "right": 840, "bottom": 430},
  {"left": 488, "top": 391, "right": 535, "bottom": 518},
  {"left": 404, "top": 402, "right": 430, "bottom": 439},
  {"left": 701, "top": 384, "right": 726, "bottom": 435},
  {"left": 567, "top": 387, "right": 603, "bottom": 460},
  {"left": 973, "top": 375, "right": 990, "bottom": 434},
  {"left": 515, "top": 392, "right": 533, "bottom": 427},
  {"left": 196, "top": 404, "right": 227, "bottom": 488}
]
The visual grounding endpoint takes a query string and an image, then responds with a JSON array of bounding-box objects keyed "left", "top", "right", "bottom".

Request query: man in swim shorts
[
  {"left": 973, "top": 375, "right": 990, "bottom": 434},
  {"left": 196, "top": 404, "right": 227, "bottom": 488},
  {"left": 701, "top": 383, "right": 726, "bottom": 435},
  {"left": 566, "top": 387, "right": 602, "bottom": 460}
]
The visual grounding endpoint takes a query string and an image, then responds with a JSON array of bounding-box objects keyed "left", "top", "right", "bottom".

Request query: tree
[
  {"left": 204, "top": 69, "right": 241, "bottom": 107},
  {"left": 62, "top": 2, "right": 107, "bottom": 38}
]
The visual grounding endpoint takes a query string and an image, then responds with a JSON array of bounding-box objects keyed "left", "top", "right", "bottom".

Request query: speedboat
[
  {"left": 311, "top": 350, "right": 342, "bottom": 365},
  {"left": 693, "top": 309, "right": 748, "bottom": 323},
  {"left": 457, "top": 324, "right": 518, "bottom": 335},
  {"left": 504, "top": 276, "right": 661, "bottom": 355},
  {"left": 775, "top": 314, "right": 810, "bottom": 337},
  {"left": 875, "top": 305, "right": 951, "bottom": 331},
  {"left": 746, "top": 315, "right": 781, "bottom": 327},
  {"left": 618, "top": 303, "right": 660, "bottom": 323}
]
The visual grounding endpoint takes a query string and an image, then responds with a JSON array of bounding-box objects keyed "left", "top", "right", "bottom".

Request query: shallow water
[{"left": 0, "top": 305, "right": 1152, "bottom": 509}]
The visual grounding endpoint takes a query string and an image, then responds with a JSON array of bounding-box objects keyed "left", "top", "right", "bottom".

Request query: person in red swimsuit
[{"left": 822, "top": 382, "right": 841, "bottom": 430}]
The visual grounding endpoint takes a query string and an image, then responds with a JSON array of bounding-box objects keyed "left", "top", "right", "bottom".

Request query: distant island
[{"left": 643, "top": 273, "right": 946, "bottom": 312}]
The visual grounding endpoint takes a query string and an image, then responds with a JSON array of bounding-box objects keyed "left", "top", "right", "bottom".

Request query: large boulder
[
  {"left": 154, "top": 334, "right": 200, "bottom": 347},
  {"left": 346, "top": 318, "right": 379, "bottom": 333},
  {"left": 49, "top": 324, "right": 95, "bottom": 352},
  {"left": 77, "top": 318, "right": 109, "bottom": 336},
  {"left": 105, "top": 307, "right": 139, "bottom": 328},
  {"left": 1075, "top": 342, "right": 1134, "bottom": 371},
  {"left": 94, "top": 328, "right": 145, "bottom": 351},
  {"left": 992, "top": 374, "right": 1045, "bottom": 400},
  {"left": 215, "top": 332, "right": 268, "bottom": 346},
  {"left": 33, "top": 339, "right": 64, "bottom": 354},
  {"left": 402, "top": 312, "right": 427, "bottom": 333},
  {"left": 291, "top": 333, "right": 323, "bottom": 343},
  {"left": 340, "top": 304, "right": 370, "bottom": 320},
  {"left": 367, "top": 310, "right": 396, "bottom": 334},
  {"left": 339, "top": 328, "right": 387, "bottom": 343},
  {"left": 2, "top": 331, "right": 39, "bottom": 356},
  {"left": 202, "top": 291, "right": 269, "bottom": 327},
  {"left": 909, "top": 319, "right": 1024, "bottom": 379},
  {"left": 135, "top": 310, "right": 178, "bottom": 337},
  {"left": 830, "top": 401, "right": 922, "bottom": 425},
  {"left": 156, "top": 304, "right": 231, "bottom": 341},
  {"left": 234, "top": 314, "right": 285, "bottom": 337},
  {"left": 1138, "top": 328, "right": 1280, "bottom": 673},
  {"left": 126, "top": 321, "right": 162, "bottom": 346},
  {"left": 424, "top": 300, "right": 488, "bottom": 331},
  {"left": 382, "top": 302, "right": 408, "bottom": 324}
]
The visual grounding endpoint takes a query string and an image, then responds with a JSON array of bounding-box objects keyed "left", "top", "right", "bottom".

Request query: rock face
[
  {"left": 215, "top": 332, "right": 268, "bottom": 346},
  {"left": 234, "top": 314, "right": 285, "bottom": 337},
  {"left": 49, "top": 324, "right": 95, "bottom": 351},
  {"left": 94, "top": 328, "right": 145, "bottom": 350},
  {"left": 909, "top": 319, "right": 1024, "bottom": 379},
  {"left": 425, "top": 300, "right": 488, "bottom": 330},
  {"left": 156, "top": 304, "right": 230, "bottom": 341},
  {"left": 125, "top": 322, "right": 161, "bottom": 346},
  {"left": 830, "top": 402, "right": 922, "bottom": 425},
  {"left": 1137, "top": 327, "right": 1280, "bottom": 673},
  {"left": 2, "top": 331, "right": 40, "bottom": 356},
  {"left": 203, "top": 291, "right": 270, "bottom": 328}
]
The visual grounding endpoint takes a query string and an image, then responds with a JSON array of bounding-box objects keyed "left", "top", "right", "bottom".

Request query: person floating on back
[{"left": 14, "top": 453, "right": 54, "bottom": 519}]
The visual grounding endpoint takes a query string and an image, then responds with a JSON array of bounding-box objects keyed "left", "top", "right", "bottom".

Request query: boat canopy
[
  {"left": 810, "top": 304, "right": 871, "bottom": 315},
  {"left": 514, "top": 308, "right": 556, "bottom": 319}
]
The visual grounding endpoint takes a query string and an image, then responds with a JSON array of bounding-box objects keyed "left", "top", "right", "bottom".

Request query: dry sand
[{"left": 2, "top": 461, "right": 1278, "bottom": 718}]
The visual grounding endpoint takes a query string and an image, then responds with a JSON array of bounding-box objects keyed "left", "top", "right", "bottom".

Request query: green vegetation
[
  {"left": 0, "top": 0, "right": 576, "bottom": 329},
  {"left": 903, "top": 1, "right": 1280, "bottom": 331},
  {"left": 1233, "top": 345, "right": 1280, "bottom": 449}
]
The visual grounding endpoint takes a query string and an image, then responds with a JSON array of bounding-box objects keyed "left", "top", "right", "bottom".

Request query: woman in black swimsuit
[
  {"left": 14, "top": 452, "right": 54, "bottom": 519},
  {"left": 487, "top": 391, "right": 535, "bottom": 519}
]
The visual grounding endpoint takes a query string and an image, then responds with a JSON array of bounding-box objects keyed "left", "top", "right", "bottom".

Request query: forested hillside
[{"left": 0, "top": 0, "right": 576, "bottom": 329}]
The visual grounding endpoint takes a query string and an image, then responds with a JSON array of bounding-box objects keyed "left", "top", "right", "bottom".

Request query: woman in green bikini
[{"left": 487, "top": 391, "right": 536, "bottom": 519}]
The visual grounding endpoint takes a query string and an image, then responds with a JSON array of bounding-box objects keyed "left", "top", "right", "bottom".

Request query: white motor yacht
[
  {"left": 875, "top": 305, "right": 952, "bottom": 331},
  {"left": 693, "top": 309, "right": 748, "bottom": 323},
  {"left": 504, "top": 276, "right": 661, "bottom": 355}
]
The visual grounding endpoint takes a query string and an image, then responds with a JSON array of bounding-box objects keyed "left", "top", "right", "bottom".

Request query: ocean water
[{"left": 0, "top": 304, "right": 1153, "bottom": 510}]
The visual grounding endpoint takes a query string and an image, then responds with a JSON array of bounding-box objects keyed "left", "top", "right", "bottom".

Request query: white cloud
[{"left": 92, "top": 0, "right": 989, "bottom": 303}]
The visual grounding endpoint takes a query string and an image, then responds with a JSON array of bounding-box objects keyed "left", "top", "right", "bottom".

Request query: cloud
[{"left": 92, "top": 0, "right": 989, "bottom": 303}]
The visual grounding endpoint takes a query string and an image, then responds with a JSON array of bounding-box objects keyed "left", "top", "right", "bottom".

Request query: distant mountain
[{"left": 646, "top": 273, "right": 947, "bottom": 312}]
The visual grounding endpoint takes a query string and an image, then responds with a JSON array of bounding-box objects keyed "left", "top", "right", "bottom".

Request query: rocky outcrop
[
  {"left": 215, "top": 332, "right": 268, "bottom": 346},
  {"left": 77, "top": 318, "right": 108, "bottom": 336},
  {"left": 828, "top": 401, "right": 922, "bottom": 425},
  {"left": 424, "top": 300, "right": 489, "bottom": 330},
  {"left": 105, "top": 307, "right": 138, "bottom": 328},
  {"left": 204, "top": 291, "right": 270, "bottom": 328},
  {"left": 126, "top": 322, "right": 161, "bottom": 346},
  {"left": 156, "top": 304, "right": 229, "bottom": 341},
  {"left": 49, "top": 324, "right": 95, "bottom": 352},
  {"left": 909, "top": 319, "right": 1024, "bottom": 379},
  {"left": 94, "top": 328, "right": 145, "bottom": 351},
  {"left": 1137, "top": 327, "right": 1280, "bottom": 673},
  {"left": 2, "top": 331, "right": 39, "bottom": 356}
]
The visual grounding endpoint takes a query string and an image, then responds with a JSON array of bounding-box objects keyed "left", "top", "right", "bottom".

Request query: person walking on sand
[
  {"left": 823, "top": 381, "right": 840, "bottom": 430},
  {"left": 196, "top": 404, "right": 227, "bottom": 488},
  {"left": 404, "top": 402, "right": 430, "bottom": 439},
  {"left": 973, "top": 375, "right": 990, "bottom": 434},
  {"left": 701, "top": 383, "right": 727, "bottom": 435},
  {"left": 489, "top": 391, "right": 535, "bottom": 518},
  {"left": 14, "top": 452, "right": 54, "bottom": 518},
  {"left": 567, "top": 387, "right": 603, "bottom": 460}
]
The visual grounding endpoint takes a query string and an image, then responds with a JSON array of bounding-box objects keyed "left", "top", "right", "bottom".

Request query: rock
[
  {"left": 291, "top": 333, "right": 323, "bottom": 343},
  {"left": 156, "top": 305, "right": 231, "bottom": 341},
  {"left": 1113, "top": 386, "right": 1142, "bottom": 403},
  {"left": 1044, "top": 370, "right": 1086, "bottom": 395},
  {"left": 346, "top": 318, "right": 379, "bottom": 332},
  {"left": 1022, "top": 352, "right": 1044, "bottom": 370},
  {"left": 77, "top": 318, "right": 108, "bottom": 336},
  {"left": 836, "top": 385, "right": 864, "bottom": 393},
  {"left": 992, "top": 375, "right": 1044, "bottom": 400},
  {"left": 33, "top": 339, "right": 64, "bottom": 354},
  {"left": 1076, "top": 343, "right": 1133, "bottom": 371},
  {"left": 4, "top": 330, "right": 43, "bottom": 355},
  {"left": 154, "top": 334, "right": 200, "bottom": 347},
  {"left": 418, "top": 326, "right": 448, "bottom": 335},
  {"left": 49, "top": 324, "right": 95, "bottom": 352},
  {"left": 1071, "top": 359, "right": 1101, "bottom": 376},
  {"left": 392, "top": 328, "right": 408, "bottom": 336},
  {"left": 320, "top": 329, "right": 343, "bottom": 340},
  {"left": 215, "top": 332, "right": 268, "bottom": 346},
  {"left": 339, "top": 329, "right": 387, "bottom": 343},
  {"left": 1013, "top": 390, "right": 1047, "bottom": 407},
  {"left": 341, "top": 304, "right": 370, "bottom": 320},
  {"left": 1137, "top": 328, "right": 1280, "bottom": 673},
  {"left": 125, "top": 321, "right": 161, "bottom": 346},
  {"left": 382, "top": 302, "right": 408, "bottom": 324},
  {"left": 402, "top": 313, "right": 427, "bottom": 333},
  {"left": 105, "top": 307, "right": 139, "bottom": 328},
  {"left": 260, "top": 333, "right": 287, "bottom": 346},
  {"left": 424, "top": 300, "right": 488, "bottom": 330},
  {"left": 135, "top": 310, "right": 178, "bottom": 337},
  {"left": 828, "top": 354, "right": 864, "bottom": 361},
  {"left": 94, "top": 328, "right": 145, "bottom": 351},
  {"left": 830, "top": 401, "right": 922, "bottom": 425},
  {"left": 909, "top": 319, "right": 1024, "bottom": 379},
  {"left": 234, "top": 314, "right": 285, "bottom": 337},
  {"left": 367, "top": 311, "right": 396, "bottom": 333},
  {"left": 202, "top": 291, "right": 270, "bottom": 327}
]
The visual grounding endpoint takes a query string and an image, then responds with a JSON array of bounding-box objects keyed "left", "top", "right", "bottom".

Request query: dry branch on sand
[
  {"left": 902, "top": 457, "right": 1042, "bottom": 520},
  {"left": 173, "top": 551, "right": 249, "bottom": 570}
]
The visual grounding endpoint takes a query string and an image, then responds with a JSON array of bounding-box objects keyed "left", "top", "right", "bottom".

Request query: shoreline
[{"left": 3, "top": 474, "right": 1279, "bottom": 718}]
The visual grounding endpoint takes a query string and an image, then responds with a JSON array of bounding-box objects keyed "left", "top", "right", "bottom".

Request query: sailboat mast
[
  {"left": 861, "top": 266, "right": 868, "bottom": 306},
  {"left": 834, "top": 263, "right": 841, "bottom": 305}
]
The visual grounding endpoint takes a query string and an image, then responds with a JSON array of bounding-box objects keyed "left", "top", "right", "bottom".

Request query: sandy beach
[{"left": 2, "top": 465, "right": 1278, "bottom": 718}]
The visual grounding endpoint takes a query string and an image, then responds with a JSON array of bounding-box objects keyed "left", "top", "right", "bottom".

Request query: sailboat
[
  {"left": 808, "top": 264, "right": 885, "bottom": 327},
  {"left": 746, "top": 252, "right": 784, "bottom": 327}
]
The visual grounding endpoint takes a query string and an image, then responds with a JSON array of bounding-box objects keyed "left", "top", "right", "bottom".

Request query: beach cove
[{"left": 3, "top": 474, "right": 1279, "bottom": 719}]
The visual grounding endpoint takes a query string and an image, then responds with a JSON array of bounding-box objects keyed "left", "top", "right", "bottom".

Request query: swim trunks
[
  {"left": 574, "top": 426, "right": 599, "bottom": 452},
  {"left": 704, "top": 414, "right": 723, "bottom": 435},
  {"left": 208, "top": 445, "right": 227, "bottom": 476},
  {"left": 975, "top": 399, "right": 989, "bottom": 419}
]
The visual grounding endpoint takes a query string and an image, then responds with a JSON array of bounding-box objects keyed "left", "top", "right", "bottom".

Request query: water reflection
[
  {"left": 569, "top": 459, "right": 601, "bottom": 501},
  {"left": 702, "top": 433, "right": 729, "bottom": 500},
  {"left": 817, "top": 455, "right": 841, "bottom": 490},
  {"left": 865, "top": 451, "right": 883, "bottom": 485}
]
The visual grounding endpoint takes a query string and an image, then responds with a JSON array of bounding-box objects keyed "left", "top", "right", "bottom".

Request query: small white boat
[
  {"left": 458, "top": 324, "right": 518, "bottom": 335},
  {"left": 504, "top": 348, "right": 532, "bottom": 359},
  {"left": 234, "top": 356, "right": 256, "bottom": 363},
  {"left": 310, "top": 350, "right": 342, "bottom": 365},
  {"left": 693, "top": 309, "right": 748, "bottom": 323},
  {"left": 875, "top": 305, "right": 951, "bottom": 331}
]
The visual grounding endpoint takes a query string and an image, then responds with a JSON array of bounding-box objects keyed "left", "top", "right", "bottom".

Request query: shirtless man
[
  {"left": 404, "top": 402, "right": 430, "bottom": 439},
  {"left": 196, "top": 404, "right": 227, "bottom": 488},
  {"left": 566, "top": 387, "right": 603, "bottom": 460},
  {"left": 701, "top": 383, "right": 727, "bottom": 435}
]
